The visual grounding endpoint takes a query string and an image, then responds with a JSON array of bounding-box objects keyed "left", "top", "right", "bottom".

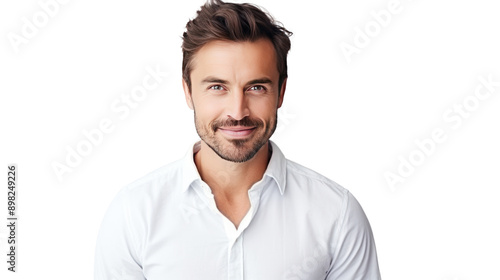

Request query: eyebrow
[
  {"left": 246, "top": 78, "right": 273, "bottom": 86},
  {"left": 201, "top": 77, "right": 229, "bottom": 84},
  {"left": 201, "top": 76, "right": 273, "bottom": 86}
]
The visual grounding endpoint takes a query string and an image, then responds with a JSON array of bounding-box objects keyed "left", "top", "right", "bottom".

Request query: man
[{"left": 94, "top": 0, "right": 381, "bottom": 279}]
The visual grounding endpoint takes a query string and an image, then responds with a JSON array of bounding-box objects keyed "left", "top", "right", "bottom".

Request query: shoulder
[
  {"left": 282, "top": 159, "right": 373, "bottom": 245},
  {"left": 281, "top": 159, "right": 357, "bottom": 225},
  {"left": 99, "top": 158, "right": 185, "bottom": 244},
  {"left": 285, "top": 159, "right": 348, "bottom": 199},
  {"left": 113, "top": 158, "right": 184, "bottom": 207}
]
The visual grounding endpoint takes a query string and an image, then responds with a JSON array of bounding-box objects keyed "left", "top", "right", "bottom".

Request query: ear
[
  {"left": 182, "top": 79, "right": 194, "bottom": 110},
  {"left": 277, "top": 78, "right": 287, "bottom": 108}
]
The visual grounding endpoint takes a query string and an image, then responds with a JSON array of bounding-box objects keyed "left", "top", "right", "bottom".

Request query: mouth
[{"left": 217, "top": 126, "right": 256, "bottom": 138}]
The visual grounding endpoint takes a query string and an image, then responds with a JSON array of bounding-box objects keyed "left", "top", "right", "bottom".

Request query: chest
[
  {"left": 142, "top": 198, "right": 334, "bottom": 280},
  {"left": 213, "top": 192, "right": 251, "bottom": 229}
]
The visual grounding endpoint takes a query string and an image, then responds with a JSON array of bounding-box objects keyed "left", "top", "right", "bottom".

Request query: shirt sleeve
[
  {"left": 94, "top": 189, "right": 146, "bottom": 280},
  {"left": 326, "top": 191, "right": 381, "bottom": 280}
]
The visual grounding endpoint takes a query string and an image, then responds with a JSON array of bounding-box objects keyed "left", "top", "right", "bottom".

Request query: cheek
[
  {"left": 194, "top": 98, "right": 225, "bottom": 123},
  {"left": 249, "top": 98, "right": 278, "bottom": 119}
]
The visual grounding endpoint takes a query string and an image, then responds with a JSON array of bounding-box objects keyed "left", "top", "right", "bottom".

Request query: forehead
[{"left": 190, "top": 39, "right": 279, "bottom": 82}]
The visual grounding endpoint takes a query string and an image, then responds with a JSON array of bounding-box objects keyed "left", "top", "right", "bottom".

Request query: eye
[
  {"left": 248, "top": 85, "right": 267, "bottom": 93},
  {"left": 208, "top": 85, "right": 225, "bottom": 91}
]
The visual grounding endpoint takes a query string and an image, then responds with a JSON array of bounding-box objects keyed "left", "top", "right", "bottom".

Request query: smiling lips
[{"left": 218, "top": 126, "right": 256, "bottom": 138}]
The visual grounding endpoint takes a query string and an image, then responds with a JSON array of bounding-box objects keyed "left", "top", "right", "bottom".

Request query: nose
[{"left": 226, "top": 90, "right": 250, "bottom": 121}]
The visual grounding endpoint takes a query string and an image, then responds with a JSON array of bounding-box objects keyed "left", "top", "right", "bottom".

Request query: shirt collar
[
  {"left": 180, "top": 140, "right": 287, "bottom": 195},
  {"left": 180, "top": 141, "right": 203, "bottom": 193},
  {"left": 264, "top": 140, "right": 287, "bottom": 195}
]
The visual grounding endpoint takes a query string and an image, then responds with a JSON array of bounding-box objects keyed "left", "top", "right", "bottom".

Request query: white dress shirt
[{"left": 94, "top": 140, "right": 381, "bottom": 280}]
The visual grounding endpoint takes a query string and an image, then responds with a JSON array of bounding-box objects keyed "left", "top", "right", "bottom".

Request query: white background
[{"left": 1, "top": 0, "right": 499, "bottom": 279}]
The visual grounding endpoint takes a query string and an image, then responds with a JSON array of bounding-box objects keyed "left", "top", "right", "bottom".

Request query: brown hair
[{"left": 182, "top": 0, "right": 292, "bottom": 93}]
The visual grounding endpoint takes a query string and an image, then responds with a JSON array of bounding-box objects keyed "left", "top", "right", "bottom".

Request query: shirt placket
[
  {"left": 199, "top": 179, "right": 266, "bottom": 280},
  {"left": 227, "top": 231, "right": 244, "bottom": 280},
  {"left": 223, "top": 199, "right": 253, "bottom": 280}
]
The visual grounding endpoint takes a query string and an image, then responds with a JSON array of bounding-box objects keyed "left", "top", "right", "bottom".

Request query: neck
[{"left": 194, "top": 141, "right": 270, "bottom": 195}]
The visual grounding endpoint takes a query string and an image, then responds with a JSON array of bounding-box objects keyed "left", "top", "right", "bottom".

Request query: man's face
[{"left": 183, "top": 39, "right": 286, "bottom": 163}]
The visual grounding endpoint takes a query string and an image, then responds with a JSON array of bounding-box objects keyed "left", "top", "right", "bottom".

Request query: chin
[{"left": 208, "top": 135, "right": 268, "bottom": 163}]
